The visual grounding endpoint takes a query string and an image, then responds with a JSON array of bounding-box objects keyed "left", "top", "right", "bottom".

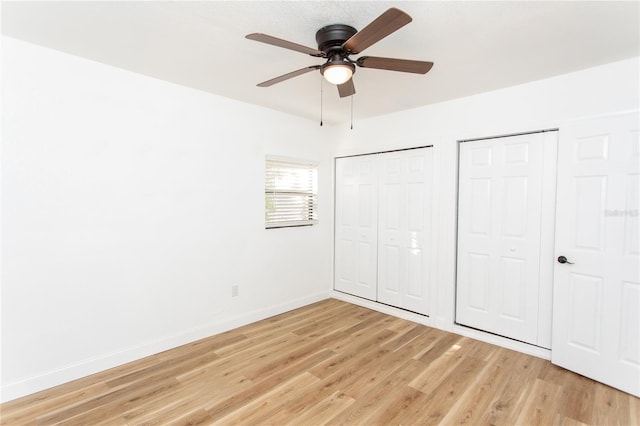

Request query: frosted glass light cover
[{"left": 323, "top": 65, "right": 353, "bottom": 85}]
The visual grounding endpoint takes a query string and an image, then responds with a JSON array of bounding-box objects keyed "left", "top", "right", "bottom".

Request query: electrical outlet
[{"left": 232, "top": 285, "right": 239, "bottom": 297}]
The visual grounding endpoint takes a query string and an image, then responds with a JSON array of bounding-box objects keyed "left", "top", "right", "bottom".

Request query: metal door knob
[{"left": 557, "top": 255, "right": 574, "bottom": 264}]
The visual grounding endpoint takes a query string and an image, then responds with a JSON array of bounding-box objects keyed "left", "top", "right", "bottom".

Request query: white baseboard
[{"left": 1, "top": 291, "right": 330, "bottom": 403}]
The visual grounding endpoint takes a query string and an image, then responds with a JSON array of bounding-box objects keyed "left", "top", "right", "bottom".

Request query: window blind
[{"left": 265, "top": 157, "right": 318, "bottom": 228}]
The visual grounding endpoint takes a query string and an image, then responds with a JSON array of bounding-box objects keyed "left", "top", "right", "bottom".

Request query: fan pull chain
[
  {"left": 319, "top": 75, "right": 323, "bottom": 126},
  {"left": 350, "top": 95, "right": 354, "bottom": 130}
]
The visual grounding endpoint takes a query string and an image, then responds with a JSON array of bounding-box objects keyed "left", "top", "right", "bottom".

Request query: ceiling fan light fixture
[
  {"left": 248, "top": 8, "right": 433, "bottom": 100},
  {"left": 321, "top": 60, "right": 355, "bottom": 85}
]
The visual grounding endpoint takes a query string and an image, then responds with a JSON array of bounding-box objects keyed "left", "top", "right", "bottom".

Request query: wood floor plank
[
  {"left": 308, "top": 328, "right": 397, "bottom": 380},
  {"left": 0, "top": 382, "right": 110, "bottom": 426},
  {"left": 515, "top": 377, "right": 565, "bottom": 425},
  {"left": 340, "top": 337, "right": 435, "bottom": 399},
  {"left": 482, "top": 349, "right": 548, "bottom": 425},
  {"left": 212, "top": 372, "right": 320, "bottom": 425},
  {"left": 562, "top": 371, "right": 599, "bottom": 424},
  {"left": 1, "top": 298, "right": 638, "bottom": 425},
  {"left": 326, "top": 358, "right": 427, "bottom": 425},
  {"left": 281, "top": 390, "right": 355, "bottom": 426},
  {"left": 436, "top": 348, "right": 512, "bottom": 425},
  {"left": 204, "top": 348, "right": 335, "bottom": 421},
  {"left": 270, "top": 372, "right": 342, "bottom": 420},
  {"left": 241, "top": 330, "right": 346, "bottom": 382},
  {"left": 380, "top": 322, "right": 427, "bottom": 352},
  {"left": 416, "top": 331, "right": 464, "bottom": 364},
  {"left": 389, "top": 354, "right": 490, "bottom": 425},
  {"left": 366, "top": 385, "right": 429, "bottom": 425},
  {"left": 35, "top": 376, "right": 182, "bottom": 425},
  {"left": 171, "top": 408, "right": 214, "bottom": 426},
  {"left": 408, "top": 336, "right": 470, "bottom": 395},
  {"left": 124, "top": 372, "right": 250, "bottom": 424}
]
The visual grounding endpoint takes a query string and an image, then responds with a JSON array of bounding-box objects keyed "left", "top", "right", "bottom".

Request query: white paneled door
[
  {"left": 456, "top": 131, "right": 558, "bottom": 347},
  {"left": 334, "top": 154, "right": 378, "bottom": 300},
  {"left": 377, "top": 149, "right": 433, "bottom": 315},
  {"left": 551, "top": 112, "right": 640, "bottom": 397}
]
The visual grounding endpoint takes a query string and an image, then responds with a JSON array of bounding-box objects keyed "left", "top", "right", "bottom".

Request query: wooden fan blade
[
  {"left": 357, "top": 56, "right": 434, "bottom": 74},
  {"left": 257, "top": 66, "right": 320, "bottom": 87},
  {"left": 337, "top": 78, "right": 356, "bottom": 98},
  {"left": 246, "top": 33, "right": 324, "bottom": 57},
  {"left": 342, "top": 8, "right": 412, "bottom": 54}
]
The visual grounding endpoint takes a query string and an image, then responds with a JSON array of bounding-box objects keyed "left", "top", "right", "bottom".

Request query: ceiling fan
[{"left": 246, "top": 7, "right": 433, "bottom": 98}]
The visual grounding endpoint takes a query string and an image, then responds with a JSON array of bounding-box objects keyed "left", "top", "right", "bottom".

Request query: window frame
[{"left": 265, "top": 155, "right": 318, "bottom": 229}]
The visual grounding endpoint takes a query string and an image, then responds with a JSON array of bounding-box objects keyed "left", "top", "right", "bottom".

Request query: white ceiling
[{"left": 2, "top": 1, "right": 639, "bottom": 125}]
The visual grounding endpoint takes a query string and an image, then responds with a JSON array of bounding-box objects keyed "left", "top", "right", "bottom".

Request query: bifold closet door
[
  {"left": 377, "top": 148, "right": 433, "bottom": 315},
  {"left": 334, "top": 154, "right": 378, "bottom": 300},
  {"left": 456, "top": 132, "right": 557, "bottom": 347},
  {"left": 335, "top": 148, "right": 433, "bottom": 313}
]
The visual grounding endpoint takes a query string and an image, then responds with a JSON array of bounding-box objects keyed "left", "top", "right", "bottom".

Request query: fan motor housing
[{"left": 315, "top": 24, "right": 357, "bottom": 53}]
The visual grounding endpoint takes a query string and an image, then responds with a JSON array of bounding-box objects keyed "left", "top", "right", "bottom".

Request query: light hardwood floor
[{"left": 2, "top": 298, "right": 639, "bottom": 425}]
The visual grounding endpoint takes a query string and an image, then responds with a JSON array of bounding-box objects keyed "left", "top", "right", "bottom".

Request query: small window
[{"left": 265, "top": 156, "right": 318, "bottom": 228}]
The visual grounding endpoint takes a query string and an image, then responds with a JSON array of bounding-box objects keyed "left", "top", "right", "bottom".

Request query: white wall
[
  {"left": 0, "top": 37, "right": 337, "bottom": 402},
  {"left": 332, "top": 57, "right": 639, "bottom": 336}
]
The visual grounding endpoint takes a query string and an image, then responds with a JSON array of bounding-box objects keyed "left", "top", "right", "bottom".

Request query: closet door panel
[
  {"left": 456, "top": 132, "right": 556, "bottom": 346},
  {"left": 377, "top": 155, "right": 404, "bottom": 307},
  {"left": 334, "top": 155, "right": 378, "bottom": 300},
  {"left": 377, "top": 148, "right": 432, "bottom": 315},
  {"left": 404, "top": 149, "right": 432, "bottom": 313}
]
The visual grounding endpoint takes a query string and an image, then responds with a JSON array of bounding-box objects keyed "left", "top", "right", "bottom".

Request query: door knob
[{"left": 557, "top": 255, "right": 574, "bottom": 264}]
